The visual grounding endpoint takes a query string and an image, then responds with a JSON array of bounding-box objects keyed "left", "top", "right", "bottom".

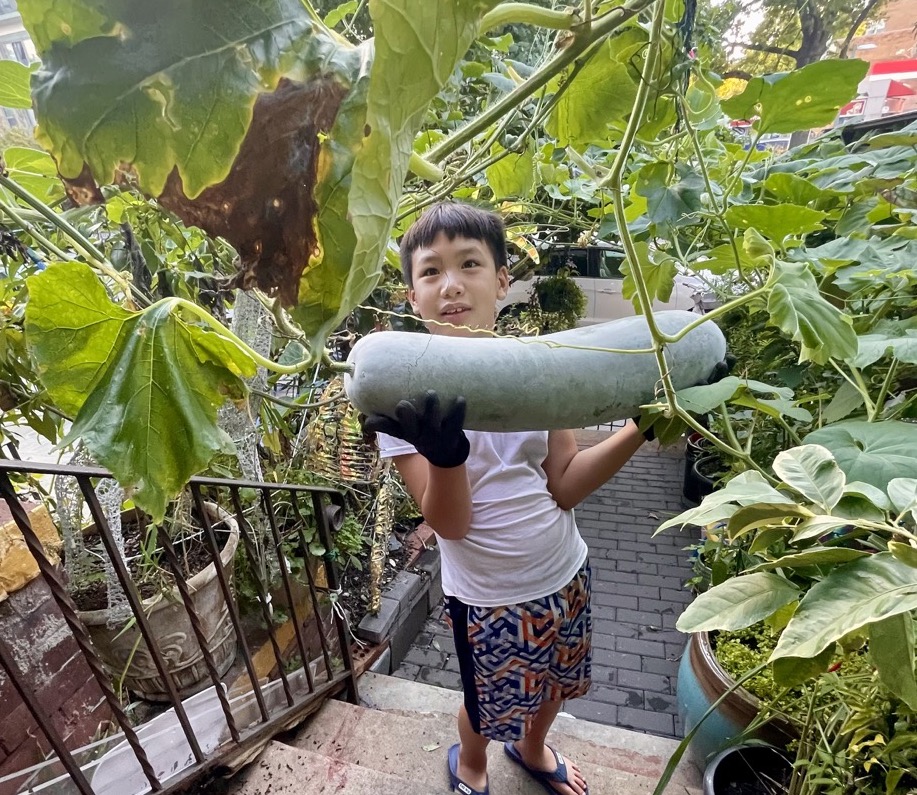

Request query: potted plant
[
  {"left": 703, "top": 743, "right": 793, "bottom": 795},
  {"left": 658, "top": 434, "right": 917, "bottom": 793},
  {"left": 66, "top": 497, "right": 241, "bottom": 701}
]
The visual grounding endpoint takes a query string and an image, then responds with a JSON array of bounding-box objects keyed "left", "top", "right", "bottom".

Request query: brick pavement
[{"left": 391, "top": 433, "right": 699, "bottom": 740}]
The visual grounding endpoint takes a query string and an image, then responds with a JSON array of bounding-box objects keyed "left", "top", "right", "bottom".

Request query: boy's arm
[
  {"left": 391, "top": 454, "right": 472, "bottom": 540},
  {"left": 541, "top": 422, "right": 646, "bottom": 510}
]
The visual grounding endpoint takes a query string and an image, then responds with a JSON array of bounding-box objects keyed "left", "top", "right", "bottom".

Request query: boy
[{"left": 364, "top": 203, "right": 653, "bottom": 795}]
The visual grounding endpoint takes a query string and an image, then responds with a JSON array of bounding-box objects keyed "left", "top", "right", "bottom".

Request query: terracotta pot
[
  {"left": 677, "top": 632, "right": 796, "bottom": 765},
  {"left": 76, "top": 503, "right": 239, "bottom": 702}
]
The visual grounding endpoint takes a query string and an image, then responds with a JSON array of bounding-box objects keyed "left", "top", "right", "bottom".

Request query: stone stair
[{"left": 222, "top": 672, "right": 702, "bottom": 794}]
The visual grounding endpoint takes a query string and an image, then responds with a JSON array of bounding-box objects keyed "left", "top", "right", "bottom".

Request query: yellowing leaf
[{"left": 25, "top": 263, "right": 257, "bottom": 521}]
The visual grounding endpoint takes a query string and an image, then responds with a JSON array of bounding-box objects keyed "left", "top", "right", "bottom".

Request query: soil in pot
[
  {"left": 69, "top": 510, "right": 230, "bottom": 611},
  {"left": 67, "top": 505, "right": 239, "bottom": 702},
  {"left": 704, "top": 744, "right": 792, "bottom": 795}
]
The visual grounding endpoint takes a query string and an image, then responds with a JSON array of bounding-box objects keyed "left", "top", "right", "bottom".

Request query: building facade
[
  {"left": 0, "top": 0, "right": 36, "bottom": 132},
  {"left": 841, "top": 0, "right": 917, "bottom": 121}
]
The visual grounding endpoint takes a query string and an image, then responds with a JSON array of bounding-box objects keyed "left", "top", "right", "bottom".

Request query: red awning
[
  {"left": 870, "top": 59, "right": 917, "bottom": 77},
  {"left": 887, "top": 79, "right": 916, "bottom": 97}
]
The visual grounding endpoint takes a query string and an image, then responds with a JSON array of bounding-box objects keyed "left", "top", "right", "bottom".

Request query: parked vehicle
[{"left": 498, "top": 242, "right": 702, "bottom": 325}]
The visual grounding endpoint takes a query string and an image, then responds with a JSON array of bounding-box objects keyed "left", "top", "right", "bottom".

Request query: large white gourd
[{"left": 344, "top": 310, "right": 726, "bottom": 431}]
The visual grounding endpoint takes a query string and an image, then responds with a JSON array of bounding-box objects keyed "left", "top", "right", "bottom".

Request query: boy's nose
[{"left": 441, "top": 272, "right": 464, "bottom": 296}]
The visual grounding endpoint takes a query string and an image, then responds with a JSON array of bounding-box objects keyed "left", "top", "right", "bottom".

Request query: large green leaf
[
  {"left": 634, "top": 162, "right": 704, "bottom": 230},
  {"left": 0, "top": 60, "right": 33, "bottom": 110},
  {"left": 17, "top": 0, "right": 116, "bottom": 51},
  {"left": 674, "top": 376, "right": 742, "bottom": 414},
  {"left": 870, "top": 613, "right": 917, "bottom": 711},
  {"left": 773, "top": 554, "right": 917, "bottom": 661},
  {"left": 822, "top": 380, "right": 865, "bottom": 424},
  {"left": 657, "top": 471, "right": 790, "bottom": 534},
  {"left": 23, "top": 0, "right": 361, "bottom": 317},
  {"left": 546, "top": 34, "right": 638, "bottom": 148},
  {"left": 310, "top": 0, "right": 500, "bottom": 350},
  {"left": 854, "top": 330, "right": 917, "bottom": 368},
  {"left": 684, "top": 69, "right": 722, "bottom": 131},
  {"left": 888, "top": 478, "right": 917, "bottom": 523},
  {"left": 749, "top": 547, "right": 869, "bottom": 572},
  {"left": 763, "top": 172, "right": 838, "bottom": 207},
  {"left": 1, "top": 147, "right": 66, "bottom": 204},
  {"left": 766, "top": 261, "right": 858, "bottom": 364},
  {"left": 486, "top": 144, "right": 535, "bottom": 200},
  {"left": 25, "top": 263, "right": 257, "bottom": 521},
  {"left": 723, "top": 203, "right": 826, "bottom": 244},
  {"left": 772, "top": 645, "right": 835, "bottom": 689},
  {"left": 772, "top": 445, "right": 845, "bottom": 511},
  {"left": 727, "top": 503, "right": 810, "bottom": 539},
  {"left": 23, "top": 0, "right": 500, "bottom": 351},
  {"left": 721, "top": 59, "right": 868, "bottom": 135},
  {"left": 676, "top": 572, "right": 801, "bottom": 632},
  {"left": 790, "top": 515, "right": 860, "bottom": 543},
  {"left": 805, "top": 421, "right": 917, "bottom": 491},
  {"left": 27, "top": 0, "right": 334, "bottom": 198},
  {"left": 621, "top": 242, "right": 676, "bottom": 310}
]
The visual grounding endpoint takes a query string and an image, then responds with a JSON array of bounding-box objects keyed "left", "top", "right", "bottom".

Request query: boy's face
[{"left": 408, "top": 232, "right": 509, "bottom": 337}]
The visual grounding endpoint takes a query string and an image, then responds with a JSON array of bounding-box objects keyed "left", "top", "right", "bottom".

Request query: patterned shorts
[{"left": 445, "top": 561, "right": 592, "bottom": 742}]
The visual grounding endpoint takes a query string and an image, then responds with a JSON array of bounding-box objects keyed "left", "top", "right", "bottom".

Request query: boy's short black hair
[{"left": 399, "top": 202, "right": 507, "bottom": 288}]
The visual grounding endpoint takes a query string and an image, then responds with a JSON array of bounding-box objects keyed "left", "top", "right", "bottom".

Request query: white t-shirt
[{"left": 377, "top": 430, "right": 588, "bottom": 607}]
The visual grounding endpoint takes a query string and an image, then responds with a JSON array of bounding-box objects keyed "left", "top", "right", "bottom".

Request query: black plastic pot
[
  {"left": 683, "top": 451, "right": 718, "bottom": 505},
  {"left": 703, "top": 743, "right": 793, "bottom": 795}
]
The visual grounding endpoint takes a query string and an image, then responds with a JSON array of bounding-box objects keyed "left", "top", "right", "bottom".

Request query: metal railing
[{"left": 0, "top": 460, "right": 358, "bottom": 795}]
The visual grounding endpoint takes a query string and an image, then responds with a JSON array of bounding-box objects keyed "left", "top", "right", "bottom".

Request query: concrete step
[
  {"left": 358, "top": 671, "right": 701, "bottom": 791},
  {"left": 226, "top": 740, "right": 453, "bottom": 795},
  {"left": 288, "top": 677, "right": 701, "bottom": 794}
]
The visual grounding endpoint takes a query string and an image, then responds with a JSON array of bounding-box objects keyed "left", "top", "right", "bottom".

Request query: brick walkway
[{"left": 391, "top": 433, "right": 699, "bottom": 740}]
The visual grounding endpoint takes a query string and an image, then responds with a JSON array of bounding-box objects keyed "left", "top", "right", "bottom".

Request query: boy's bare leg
[
  {"left": 514, "top": 699, "right": 589, "bottom": 795},
  {"left": 456, "top": 705, "right": 490, "bottom": 791}
]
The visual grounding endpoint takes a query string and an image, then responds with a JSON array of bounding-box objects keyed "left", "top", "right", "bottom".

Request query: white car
[{"left": 498, "top": 243, "right": 701, "bottom": 325}]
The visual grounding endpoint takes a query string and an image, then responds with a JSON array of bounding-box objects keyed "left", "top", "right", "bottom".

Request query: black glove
[
  {"left": 699, "top": 352, "right": 736, "bottom": 386},
  {"left": 632, "top": 353, "right": 735, "bottom": 442},
  {"left": 363, "top": 390, "right": 470, "bottom": 469},
  {"left": 632, "top": 415, "right": 655, "bottom": 442}
]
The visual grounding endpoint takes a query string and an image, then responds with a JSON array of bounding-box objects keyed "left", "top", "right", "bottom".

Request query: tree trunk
[{"left": 789, "top": 0, "right": 832, "bottom": 147}]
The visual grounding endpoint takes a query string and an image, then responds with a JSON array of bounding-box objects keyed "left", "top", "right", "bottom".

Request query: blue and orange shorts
[{"left": 445, "top": 561, "right": 592, "bottom": 742}]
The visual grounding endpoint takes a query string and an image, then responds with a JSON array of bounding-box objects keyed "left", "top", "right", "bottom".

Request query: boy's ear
[
  {"left": 407, "top": 287, "right": 420, "bottom": 314},
  {"left": 496, "top": 266, "right": 510, "bottom": 300}
]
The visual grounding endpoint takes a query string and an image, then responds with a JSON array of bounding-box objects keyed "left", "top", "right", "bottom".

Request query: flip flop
[
  {"left": 448, "top": 743, "right": 490, "bottom": 795},
  {"left": 503, "top": 741, "right": 589, "bottom": 795}
]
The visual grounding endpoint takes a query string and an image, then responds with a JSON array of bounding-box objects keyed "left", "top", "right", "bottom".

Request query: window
[
  {"left": 598, "top": 251, "right": 624, "bottom": 278},
  {"left": 543, "top": 248, "right": 588, "bottom": 277}
]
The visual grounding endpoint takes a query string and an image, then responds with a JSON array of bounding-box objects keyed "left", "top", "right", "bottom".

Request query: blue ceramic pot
[{"left": 677, "top": 632, "right": 796, "bottom": 766}]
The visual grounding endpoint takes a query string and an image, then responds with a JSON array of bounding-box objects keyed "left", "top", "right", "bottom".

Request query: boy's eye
[
  {"left": 462, "top": 260, "right": 480, "bottom": 268},
  {"left": 419, "top": 266, "right": 438, "bottom": 277}
]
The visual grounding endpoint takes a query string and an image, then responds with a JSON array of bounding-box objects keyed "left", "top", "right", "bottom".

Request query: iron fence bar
[
  {"left": 0, "top": 471, "right": 164, "bottom": 793},
  {"left": 76, "top": 477, "right": 206, "bottom": 764},
  {"left": 187, "top": 485, "right": 270, "bottom": 734},
  {"left": 260, "top": 487, "right": 315, "bottom": 696},
  {"left": 288, "top": 489, "right": 335, "bottom": 680},
  {"left": 226, "top": 487, "right": 273, "bottom": 722},
  {"left": 0, "top": 638, "right": 97, "bottom": 795},
  {"left": 130, "top": 672, "right": 352, "bottom": 795},
  {"left": 219, "top": 485, "right": 297, "bottom": 710},
  {"left": 156, "top": 522, "right": 241, "bottom": 743},
  {"left": 0, "top": 460, "right": 359, "bottom": 794},
  {"left": 0, "top": 460, "right": 342, "bottom": 497},
  {"left": 310, "top": 491, "right": 359, "bottom": 703}
]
